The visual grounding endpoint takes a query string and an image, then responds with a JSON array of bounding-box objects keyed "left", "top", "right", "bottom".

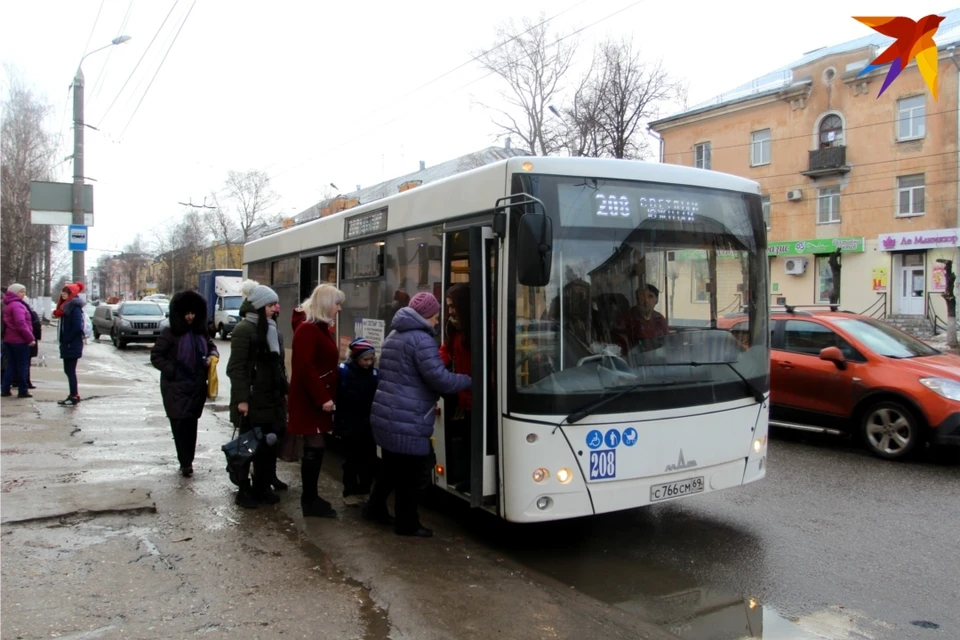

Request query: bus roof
[{"left": 244, "top": 156, "right": 761, "bottom": 265}]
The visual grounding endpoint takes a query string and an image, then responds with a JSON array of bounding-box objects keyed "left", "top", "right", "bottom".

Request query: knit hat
[
  {"left": 241, "top": 279, "right": 279, "bottom": 310},
  {"left": 7, "top": 283, "right": 25, "bottom": 295},
  {"left": 349, "top": 337, "right": 375, "bottom": 360},
  {"left": 408, "top": 292, "right": 440, "bottom": 319},
  {"left": 53, "top": 282, "right": 84, "bottom": 317}
]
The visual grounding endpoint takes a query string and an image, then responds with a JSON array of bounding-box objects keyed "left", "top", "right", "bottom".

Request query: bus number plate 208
[
  {"left": 650, "top": 476, "right": 705, "bottom": 502},
  {"left": 589, "top": 449, "right": 616, "bottom": 480}
]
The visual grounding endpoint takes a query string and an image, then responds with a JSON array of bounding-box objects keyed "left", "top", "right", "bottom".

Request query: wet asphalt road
[{"left": 111, "top": 337, "right": 959, "bottom": 640}]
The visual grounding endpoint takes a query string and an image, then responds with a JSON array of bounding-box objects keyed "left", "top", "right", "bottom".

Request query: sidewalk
[{"left": 1, "top": 335, "right": 682, "bottom": 640}]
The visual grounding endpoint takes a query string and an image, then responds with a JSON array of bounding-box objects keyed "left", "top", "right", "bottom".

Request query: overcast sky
[{"left": 1, "top": 1, "right": 955, "bottom": 266}]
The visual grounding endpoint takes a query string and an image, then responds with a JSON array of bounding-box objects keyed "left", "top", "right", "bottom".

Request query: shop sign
[
  {"left": 878, "top": 229, "right": 960, "bottom": 251},
  {"left": 767, "top": 237, "right": 864, "bottom": 257}
]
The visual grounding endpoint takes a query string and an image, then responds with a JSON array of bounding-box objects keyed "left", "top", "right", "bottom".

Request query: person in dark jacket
[
  {"left": 363, "top": 292, "right": 471, "bottom": 537},
  {"left": 226, "top": 280, "right": 288, "bottom": 509},
  {"left": 288, "top": 283, "right": 344, "bottom": 518},
  {"left": 1, "top": 284, "right": 37, "bottom": 398},
  {"left": 150, "top": 290, "right": 219, "bottom": 477},
  {"left": 53, "top": 283, "right": 85, "bottom": 405},
  {"left": 335, "top": 338, "right": 380, "bottom": 502}
]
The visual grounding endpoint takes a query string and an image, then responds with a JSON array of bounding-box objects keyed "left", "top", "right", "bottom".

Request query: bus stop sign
[{"left": 68, "top": 225, "right": 88, "bottom": 251}]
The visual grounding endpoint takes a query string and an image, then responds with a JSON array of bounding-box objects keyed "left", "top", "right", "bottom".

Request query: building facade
[{"left": 650, "top": 12, "right": 960, "bottom": 328}]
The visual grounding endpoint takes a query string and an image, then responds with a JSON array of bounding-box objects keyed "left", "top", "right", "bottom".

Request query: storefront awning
[{"left": 768, "top": 237, "right": 864, "bottom": 257}]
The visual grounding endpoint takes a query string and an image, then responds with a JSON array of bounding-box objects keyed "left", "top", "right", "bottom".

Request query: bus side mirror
[{"left": 517, "top": 213, "right": 553, "bottom": 287}]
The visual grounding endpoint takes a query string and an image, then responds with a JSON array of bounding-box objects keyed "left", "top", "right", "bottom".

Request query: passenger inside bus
[
  {"left": 611, "top": 284, "right": 670, "bottom": 355},
  {"left": 440, "top": 283, "right": 472, "bottom": 492}
]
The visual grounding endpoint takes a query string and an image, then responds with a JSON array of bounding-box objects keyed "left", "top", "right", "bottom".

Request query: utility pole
[{"left": 71, "top": 68, "right": 85, "bottom": 289}]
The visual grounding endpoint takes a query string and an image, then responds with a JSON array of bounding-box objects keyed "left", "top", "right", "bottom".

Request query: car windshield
[
  {"left": 833, "top": 318, "right": 940, "bottom": 358},
  {"left": 121, "top": 303, "right": 162, "bottom": 316},
  {"left": 222, "top": 296, "right": 242, "bottom": 311},
  {"left": 509, "top": 174, "right": 769, "bottom": 415}
]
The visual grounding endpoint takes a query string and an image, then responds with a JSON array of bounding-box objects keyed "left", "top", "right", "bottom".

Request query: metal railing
[
  {"left": 859, "top": 292, "right": 886, "bottom": 320},
  {"left": 807, "top": 145, "right": 846, "bottom": 172},
  {"left": 926, "top": 292, "right": 949, "bottom": 336}
]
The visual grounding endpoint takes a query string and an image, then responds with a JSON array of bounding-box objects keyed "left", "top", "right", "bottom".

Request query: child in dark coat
[{"left": 334, "top": 338, "right": 380, "bottom": 501}]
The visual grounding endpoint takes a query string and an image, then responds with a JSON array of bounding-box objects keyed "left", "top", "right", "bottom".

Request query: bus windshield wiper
[
  {"left": 672, "top": 361, "right": 765, "bottom": 403},
  {"left": 563, "top": 381, "right": 678, "bottom": 426}
]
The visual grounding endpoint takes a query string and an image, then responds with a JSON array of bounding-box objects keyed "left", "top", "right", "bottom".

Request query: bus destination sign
[{"left": 345, "top": 207, "right": 388, "bottom": 240}]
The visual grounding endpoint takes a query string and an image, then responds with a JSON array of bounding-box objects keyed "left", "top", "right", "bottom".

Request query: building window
[
  {"left": 692, "top": 259, "right": 709, "bottom": 303},
  {"left": 817, "top": 186, "right": 840, "bottom": 224},
  {"left": 816, "top": 256, "right": 836, "bottom": 303},
  {"left": 695, "top": 142, "right": 711, "bottom": 169},
  {"left": 818, "top": 114, "right": 844, "bottom": 148},
  {"left": 761, "top": 195, "right": 770, "bottom": 230},
  {"left": 897, "top": 96, "right": 925, "bottom": 140},
  {"left": 751, "top": 129, "right": 771, "bottom": 166},
  {"left": 896, "top": 174, "right": 925, "bottom": 216}
]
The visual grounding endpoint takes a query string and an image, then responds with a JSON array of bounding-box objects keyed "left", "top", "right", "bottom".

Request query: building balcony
[{"left": 801, "top": 145, "right": 851, "bottom": 178}]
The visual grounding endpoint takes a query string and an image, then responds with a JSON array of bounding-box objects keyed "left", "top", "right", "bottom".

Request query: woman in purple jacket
[
  {"left": 1, "top": 284, "right": 37, "bottom": 398},
  {"left": 362, "top": 292, "right": 471, "bottom": 537}
]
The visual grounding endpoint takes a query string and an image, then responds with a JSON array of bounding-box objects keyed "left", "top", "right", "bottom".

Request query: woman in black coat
[{"left": 150, "top": 290, "right": 219, "bottom": 477}]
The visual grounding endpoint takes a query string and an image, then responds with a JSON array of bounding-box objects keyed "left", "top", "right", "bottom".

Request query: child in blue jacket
[{"left": 335, "top": 338, "right": 380, "bottom": 501}]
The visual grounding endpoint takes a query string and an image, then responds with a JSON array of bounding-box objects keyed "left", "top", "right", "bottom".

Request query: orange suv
[{"left": 723, "top": 307, "right": 960, "bottom": 460}]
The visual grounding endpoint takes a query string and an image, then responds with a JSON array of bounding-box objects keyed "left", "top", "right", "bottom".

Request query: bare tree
[
  {"left": 208, "top": 169, "right": 279, "bottom": 265},
  {"left": 937, "top": 259, "right": 957, "bottom": 348},
  {"left": 116, "top": 234, "right": 151, "bottom": 299},
  {"left": 1, "top": 66, "right": 60, "bottom": 288},
  {"left": 474, "top": 14, "right": 577, "bottom": 156},
  {"left": 568, "top": 38, "right": 687, "bottom": 160}
]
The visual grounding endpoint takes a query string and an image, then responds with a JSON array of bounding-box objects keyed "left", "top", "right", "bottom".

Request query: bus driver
[{"left": 612, "top": 283, "right": 670, "bottom": 355}]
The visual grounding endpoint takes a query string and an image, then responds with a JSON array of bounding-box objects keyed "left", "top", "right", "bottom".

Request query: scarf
[
  {"left": 245, "top": 312, "right": 280, "bottom": 354},
  {"left": 176, "top": 331, "right": 208, "bottom": 376}
]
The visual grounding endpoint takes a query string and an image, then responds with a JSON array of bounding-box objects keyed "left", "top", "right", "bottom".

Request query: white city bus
[{"left": 244, "top": 156, "right": 770, "bottom": 523}]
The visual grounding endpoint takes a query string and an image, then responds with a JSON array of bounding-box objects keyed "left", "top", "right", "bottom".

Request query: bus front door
[{"left": 442, "top": 226, "right": 497, "bottom": 509}]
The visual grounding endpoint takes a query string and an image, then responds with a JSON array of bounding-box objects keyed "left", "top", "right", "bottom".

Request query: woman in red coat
[
  {"left": 439, "top": 283, "right": 473, "bottom": 491},
  {"left": 288, "top": 283, "right": 344, "bottom": 518}
]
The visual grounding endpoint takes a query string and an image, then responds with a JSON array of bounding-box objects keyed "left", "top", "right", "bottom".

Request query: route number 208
[{"left": 589, "top": 449, "right": 616, "bottom": 480}]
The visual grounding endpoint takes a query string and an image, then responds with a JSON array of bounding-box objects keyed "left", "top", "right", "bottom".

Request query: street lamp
[{"left": 71, "top": 35, "right": 132, "bottom": 290}]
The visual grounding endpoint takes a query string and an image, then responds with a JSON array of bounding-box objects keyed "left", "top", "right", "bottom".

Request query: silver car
[{"left": 112, "top": 301, "right": 168, "bottom": 349}]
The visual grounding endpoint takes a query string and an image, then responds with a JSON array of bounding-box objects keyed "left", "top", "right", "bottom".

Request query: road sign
[
  {"left": 68, "top": 225, "right": 88, "bottom": 251},
  {"left": 29, "top": 181, "right": 94, "bottom": 226}
]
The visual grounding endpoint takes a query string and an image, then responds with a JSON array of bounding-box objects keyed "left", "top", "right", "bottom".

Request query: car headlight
[
  {"left": 120, "top": 318, "right": 131, "bottom": 327},
  {"left": 160, "top": 318, "right": 169, "bottom": 328},
  {"left": 919, "top": 378, "right": 960, "bottom": 401}
]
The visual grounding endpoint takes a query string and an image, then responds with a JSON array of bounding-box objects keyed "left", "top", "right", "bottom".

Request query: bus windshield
[{"left": 511, "top": 174, "right": 769, "bottom": 416}]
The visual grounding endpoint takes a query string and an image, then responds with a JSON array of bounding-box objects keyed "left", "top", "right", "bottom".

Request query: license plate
[
  {"left": 650, "top": 476, "right": 705, "bottom": 502},
  {"left": 138, "top": 331, "right": 154, "bottom": 335}
]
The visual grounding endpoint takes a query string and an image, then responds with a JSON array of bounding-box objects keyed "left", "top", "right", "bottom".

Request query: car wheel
[
  {"left": 111, "top": 330, "right": 117, "bottom": 347},
  {"left": 219, "top": 324, "right": 229, "bottom": 340},
  {"left": 861, "top": 400, "right": 921, "bottom": 461}
]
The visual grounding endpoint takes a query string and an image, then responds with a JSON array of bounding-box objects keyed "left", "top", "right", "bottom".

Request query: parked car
[
  {"left": 722, "top": 308, "right": 960, "bottom": 460},
  {"left": 111, "top": 301, "right": 167, "bottom": 349},
  {"left": 92, "top": 304, "right": 119, "bottom": 341}
]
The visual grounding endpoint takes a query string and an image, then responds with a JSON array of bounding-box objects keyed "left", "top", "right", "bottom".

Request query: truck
[{"left": 198, "top": 269, "right": 243, "bottom": 339}]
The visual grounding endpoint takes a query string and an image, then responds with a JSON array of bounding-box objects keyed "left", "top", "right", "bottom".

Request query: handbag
[{"left": 221, "top": 417, "right": 263, "bottom": 486}]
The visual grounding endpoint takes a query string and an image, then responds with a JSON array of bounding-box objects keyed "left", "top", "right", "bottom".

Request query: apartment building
[{"left": 649, "top": 10, "right": 960, "bottom": 327}]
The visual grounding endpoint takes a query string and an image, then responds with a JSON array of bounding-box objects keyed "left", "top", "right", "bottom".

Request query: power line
[
  {"left": 78, "top": 0, "right": 106, "bottom": 66},
  {"left": 97, "top": 0, "right": 180, "bottom": 128},
  {"left": 89, "top": 0, "right": 134, "bottom": 102},
  {"left": 118, "top": 0, "right": 196, "bottom": 141}
]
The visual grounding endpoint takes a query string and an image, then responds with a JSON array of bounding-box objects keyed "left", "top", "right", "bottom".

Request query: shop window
[
  {"left": 896, "top": 174, "right": 925, "bottom": 216},
  {"left": 816, "top": 256, "right": 837, "bottom": 303}
]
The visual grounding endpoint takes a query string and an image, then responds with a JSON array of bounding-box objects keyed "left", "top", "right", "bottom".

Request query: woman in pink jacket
[{"left": 2, "top": 284, "right": 37, "bottom": 398}]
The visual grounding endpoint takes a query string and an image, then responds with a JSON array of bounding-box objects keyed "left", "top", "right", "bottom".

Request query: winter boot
[
  {"left": 301, "top": 447, "right": 337, "bottom": 518},
  {"left": 252, "top": 453, "right": 281, "bottom": 504},
  {"left": 235, "top": 478, "right": 258, "bottom": 509}
]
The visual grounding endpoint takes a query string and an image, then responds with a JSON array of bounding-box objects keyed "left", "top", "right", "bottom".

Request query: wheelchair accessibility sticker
[{"left": 586, "top": 430, "right": 604, "bottom": 450}]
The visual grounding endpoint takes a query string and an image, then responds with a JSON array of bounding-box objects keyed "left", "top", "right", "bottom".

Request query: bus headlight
[
  {"left": 556, "top": 468, "right": 573, "bottom": 484},
  {"left": 532, "top": 468, "right": 549, "bottom": 483},
  {"left": 753, "top": 435, "right": 767, "bottom": 453}
]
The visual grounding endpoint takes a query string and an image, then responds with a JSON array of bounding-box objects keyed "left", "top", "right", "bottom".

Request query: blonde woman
[{"left": 288, "top": 283, "right": 345, "bottom": 518}]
